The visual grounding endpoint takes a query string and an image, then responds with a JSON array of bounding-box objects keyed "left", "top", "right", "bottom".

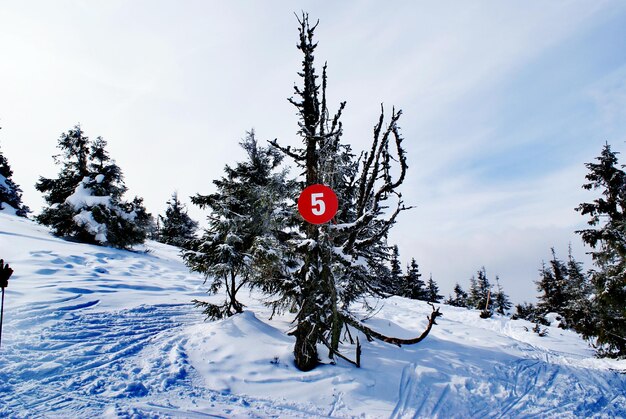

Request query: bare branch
[
  {"left": 319, "top": 333, "right": 360, "bottom": 367},
  {"left": 268, "top": 139, "right": 305, "bottom": 162},
  {"left": 341, "top": 304, "right": 442, "bottom": 347}
]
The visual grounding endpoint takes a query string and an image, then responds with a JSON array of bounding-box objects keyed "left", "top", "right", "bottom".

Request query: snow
[
  {"left": 0, "top": 212, "right": 625, "bottom": 417},
  {"left": 73, "top": 209, "right": 108, "bottom": 243},
  {"left": 0, "top": 202, "right": 17, "bottom": 216},
  {"left": 65, "top": 177, "right": 112, "bottom": 210},
  {"left": 64, "top": 176, "right": 138, "bottom": 238}
]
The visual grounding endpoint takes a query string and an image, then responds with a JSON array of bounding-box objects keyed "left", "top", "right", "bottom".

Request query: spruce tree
[
  {"left": 265, "top": 14, "right": 440, "bottom": 371},
  {"left": 36, "top": 125, "right": 90, "bottom": 216},
  {"left": 445, "top": 283, "right": 469, "bottom": 308},
  {"left": 36, "top": 126, "right": 150, "bottom": 249},
  {"left": 402, "top": 258, "right": 427, "bottom": 300},
  {"left": 468, "top": 267, "right": 492, "bottom": 311},
  {"left": 424, "top": 275, "right": 443, "bottom": 303},
  {"left": 183, "top": 131, "right": 291, "bottom": 319},
  {"left": 576, "top": 143, "right": 626, "bottom": 357},
  {"left": 512, "top": 302, "right": 549, "bottom": 325},
  {"left": 0, "top": 134, "right": 30, "bottom": 217},
  {"left": 564, "top": 248, "right": 594, "bottom": 337},
  {"left": 536, "top": 250, "right": 568, "bottom": 321},
  {"left": 492, "top": 276, "right": 512, "bottom": 315},
  {"left": 468, "top": 276, "right": 479, "bottom": 309},
  {"left": 386, "top": 245, "right": 404, "bottom": 295},
  {"left": 157, "top": 192, "right": 198, "bottom": 249}
]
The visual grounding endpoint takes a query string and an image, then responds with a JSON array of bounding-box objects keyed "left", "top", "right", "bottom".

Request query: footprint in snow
[{"left": 35, "top": 268, "right": 59, "bottom": 275}]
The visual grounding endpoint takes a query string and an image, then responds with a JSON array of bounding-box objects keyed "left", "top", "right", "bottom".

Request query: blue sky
[{"left": 1, "top": 1, "right": 625, "bottom": 302}]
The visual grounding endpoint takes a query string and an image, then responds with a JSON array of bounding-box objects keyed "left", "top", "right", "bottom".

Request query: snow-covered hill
[{"left": 0, "top": 213, "right": 624, "bottom": 418}]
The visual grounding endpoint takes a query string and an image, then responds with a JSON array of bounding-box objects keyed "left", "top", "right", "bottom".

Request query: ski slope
[{"left": 0, "top": 213, "right": 624, "bottom": 418}]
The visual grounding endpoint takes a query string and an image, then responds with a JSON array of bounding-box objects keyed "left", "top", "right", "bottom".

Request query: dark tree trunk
[
  {"left": 230, "top": 272, "right": 243, "bottom": 314},
  {"left": 293, "top": 225, "right": 321, "bottom": 370},
  {"left": 294, "top": 317, "right": 319, "bottom": 371}
]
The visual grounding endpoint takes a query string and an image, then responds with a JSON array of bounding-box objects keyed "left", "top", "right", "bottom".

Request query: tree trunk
[
  {"left": 294, "top": 319, "right": 319, "bottom": 371},
  {"left": 230, "top": 272, "right": 243, "bottom": 314}
]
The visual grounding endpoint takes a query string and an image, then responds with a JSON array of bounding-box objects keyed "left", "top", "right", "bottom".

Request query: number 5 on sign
[
  {"left": 298, "top": 184, "right": 338, "bottom": 224},
  {"left": 311, "top": 193, "right": 326, "bottom": 216}
]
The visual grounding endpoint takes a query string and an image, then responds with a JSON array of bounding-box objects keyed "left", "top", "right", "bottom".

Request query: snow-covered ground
[{"left": 0, "top": 213, "right": 624, "bottom": 418}]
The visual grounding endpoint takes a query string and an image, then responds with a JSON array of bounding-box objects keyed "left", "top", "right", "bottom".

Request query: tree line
[{"left": 0, "top": 14, "right": 624, "bottom": 364}]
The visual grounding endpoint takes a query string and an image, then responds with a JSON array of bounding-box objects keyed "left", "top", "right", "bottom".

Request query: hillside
[{"left": 0, "top": 213, "right": 624, "bottom": 418}]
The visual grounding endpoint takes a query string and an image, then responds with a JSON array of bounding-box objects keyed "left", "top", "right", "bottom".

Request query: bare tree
[{"left": 267, "top": 14, "right": 440, "bottom": 371}]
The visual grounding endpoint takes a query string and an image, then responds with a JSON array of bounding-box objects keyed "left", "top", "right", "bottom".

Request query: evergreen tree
[
  {"left": 36, "top": 126, "right": 150, "bottom": 249},
  {"left": 0, "top": 133, "right": 30, "bottom": 217},
  {"left": 563, "top": 247, "right": 594, "bottom": 337},
  {"left": 183, "top": 131, "right": 291, "bottom": 320},
  {"left": 386, "top": 245, "right": 404, "bottom": 295},
  {"left": 157, "top": 192, "right": 198, "bottom": 248},
  {"left": 536, "top": 249, "right": 568, "bottom": 320},
  {"left": 576, "top": 143, "right": 626, "bottom": 357},
  {"left": 424, "top": 274, "right": 443, "bottom": 303},
  {"left": 492, "top": 276, "right": 512, "bottom": 315},
  {"left": 265, "top": 14, "right": 440, "bottom": 371},
  {"left": 467, "top": 276, "right": 478, "bottom": 308},
  {"left": 401, "top": 258, "right": 427, "bottom": 300},
  {"left": 468, "top": 267, "right": 492, "bottom": 311},
  {"left": 445, "top": 283, "right": 469, "bottom": 307},
  {"left": 512, "top": 302, "right": 535, "bottom": 321},
  {"left": 512, "top": 302, "right": 549, "bottom": 325},
  {"left": 36, "top": 125, "right": 90, "bottom": 211}
]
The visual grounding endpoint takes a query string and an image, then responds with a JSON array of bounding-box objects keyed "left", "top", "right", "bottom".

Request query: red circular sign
[{"left": 298, "top": 184, "right": 338, "bottom": 225}]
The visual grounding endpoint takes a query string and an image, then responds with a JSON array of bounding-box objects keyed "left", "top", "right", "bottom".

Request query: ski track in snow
[
  {"left": 390, "top": 357, "right": 626, "bottom": 418},
  {"left": 1, "top": 215, "right": 626, "bottom": 418},
  {"left": 2, "top": 302, "right": 193, "bottom": 415},
  {"left": 0, "top": 216, "right": 325, "bottom": 417},
  {"left": 0, "top": 298, "right": 324, "bottom": 418}
]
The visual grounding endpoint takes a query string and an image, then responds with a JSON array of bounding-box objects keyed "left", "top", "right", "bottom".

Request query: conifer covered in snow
[
  {"left": 36, "top": 126, "right": 151, "bottom": 249},
  {"left": 563, "top": 248, "right": 593, "bottom": 336},
  {"left": 535, "top": 248, "right": 594, "bottom": 333},
  {"left": 183, "top": 131, "right": 292, "bottom": 320},
  {"left": 0, "top": 135, "right": 30, "bottom": 217},
  {"left": 266, "top": 14, "right": 439, "bottom": 371},
  {"left": 536, "top": 249, "right": 569, "bottom": 320},
  {"left": 157, "top": 192, "right": 198, "bottom": 249}
]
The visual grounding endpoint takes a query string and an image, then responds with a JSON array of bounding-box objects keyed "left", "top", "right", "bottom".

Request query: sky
[{"left": 1, "top": 1, "right": 626, "bottom": 303}]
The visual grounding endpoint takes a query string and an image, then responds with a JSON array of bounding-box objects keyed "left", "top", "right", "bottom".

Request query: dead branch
[
  {"left": 341, "top": 303, "right": 442, "bottom": 347},
  {"left": 268, "top": 139, "right": 305, "bottom": 162},
  {"left": 320, "top": 333, "right": 360, "bottom": 368}
]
